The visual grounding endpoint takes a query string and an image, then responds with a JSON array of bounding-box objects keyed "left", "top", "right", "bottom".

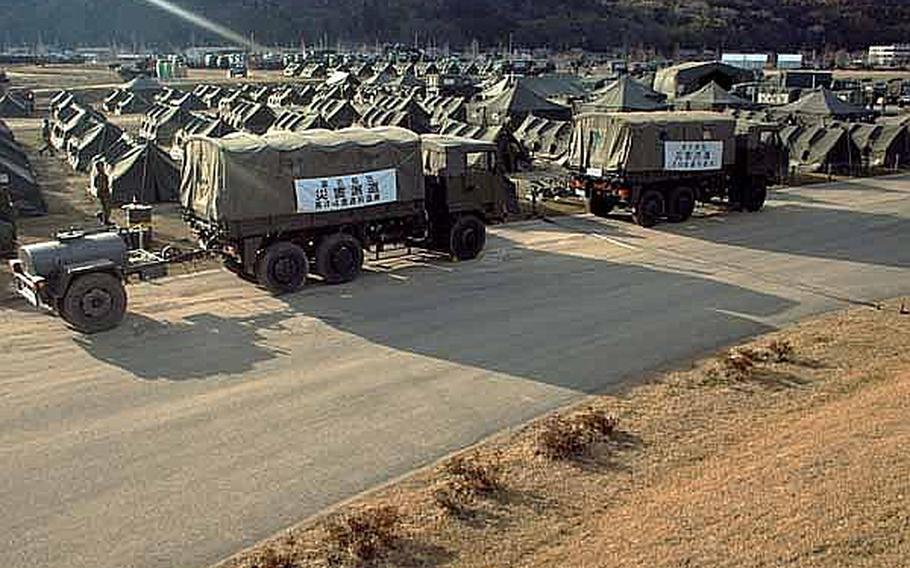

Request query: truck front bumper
[{"left": 8, "top": 259, "right": 51, "bottom": 310}]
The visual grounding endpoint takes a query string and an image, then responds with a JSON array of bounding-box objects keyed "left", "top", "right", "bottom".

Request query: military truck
[
  {"left": 182, "top": 127, "right": 515, "bottom": 294},
  {"left": 569, "top": 112, "right": 786, "bottom": 227}
]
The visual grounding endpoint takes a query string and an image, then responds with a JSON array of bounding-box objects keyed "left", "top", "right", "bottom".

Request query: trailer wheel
[
  {"left": 667, "top": 186, "right": 696, "bottom": 223},
  {"left": 60, "top": 272, "right": 127, "bottom": 333},
  {"left": 316, "top": 233, "right": 364, "bottom": 284},
  {"left": 585, "top": 193, "right": 614, "bottom": 218},
  {"left": 743, "top": 181, "right": 767, "bottom": 212},
  {"left": 449, "top": 215, "right": 486, "bottom": 261},
  {"left": 257, "top": 241, "right": 308, "bottom": 295},
  {"left": 633, "top": 190, "right": 665, "bottom": 228}
]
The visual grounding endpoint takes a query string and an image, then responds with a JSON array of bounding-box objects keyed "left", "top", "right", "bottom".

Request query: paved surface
[{"left": 2, "top": 175, "right": 909, "bottom": 568}]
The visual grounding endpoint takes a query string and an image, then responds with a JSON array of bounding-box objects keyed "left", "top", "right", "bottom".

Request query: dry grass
[
  {"left": 534, "top": 408, "right": 618, "bottom": 460},
  {"left": 322, "top": 505, "right": 401, "bottom": 566},
  {"left": 215, "top": 298, "right": 910, "bottom": 568}
]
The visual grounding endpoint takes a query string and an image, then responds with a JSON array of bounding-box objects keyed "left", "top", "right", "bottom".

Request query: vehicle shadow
[
  {"left": 272, "top": 238, "right": 797, "bottom": 394},
  {"left": 71, "top": 231, "right": 798, "bottom": 387},
  {"left": 649, "top": 200, "right": 910, "bottom": 270}
]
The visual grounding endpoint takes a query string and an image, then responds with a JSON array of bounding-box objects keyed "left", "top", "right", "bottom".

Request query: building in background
[
  {"left": 721, "top": 53, "right": 768, "bottom": 71},
  {"left": 776, "top": 54, "right": 803, "bottom": 70},
  {"left": 868, "top": 45, "right": 910, "bottom": 68}
]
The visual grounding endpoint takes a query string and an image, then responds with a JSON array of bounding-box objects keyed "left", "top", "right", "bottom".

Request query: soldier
[
  {"left": 38, "top": 118, "right": 55, "bottom": 156},
  {"left": 94, "top": 161, "right": 112, "bottom": 226}
]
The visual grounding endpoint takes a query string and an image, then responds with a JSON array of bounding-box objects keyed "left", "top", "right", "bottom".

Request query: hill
[{"left": 2, "top": 0, "right": 909, "bottom": 52}]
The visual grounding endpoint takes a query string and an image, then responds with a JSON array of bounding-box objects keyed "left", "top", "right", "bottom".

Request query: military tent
[
  {"left": 268, "top": 110, "right": 330, "bottom": 133},
  {"left": 68, "top": 122, "right": 131, "bottom": 172},
  {"left": 513, "top": 114, "right": 573, "bottom": 161},
  {"left": 675, "top": 81, "right": 756, "bottom": 111},
  {"left": 0, "top": 153, "right": 46, "bottom": 216},
  {"left": 439, "top": 119, "right": 525, "bottom": 172},
  {"left": 92, "top": 143, "right": 180, "bottom": 204},
  {"left": 773, "top": 88, "right": 874, "bottom": 123},
  {"left": 582, "top": 76, "right": 667, "bottom": 112},
  {"left": 116, "top": 92, "right": 153, "bottom": 115},
  {"left": 781, "top": 124, "right": 861, "bottom": 173},
  {"left": 848, "top": 123, "right": 909, "bottom": 169},
  {"left": 466, "top": 77, "right": 571, "bottom": 127},
  {"left": 141, "top": 105, "right": 193, "bottom": 147},
  {"left": 0, "top": 92, "right": 31, "bottom": 118},
  {"left": 102, "top": 89, "right": 130, "bottom": 113},
  {"left": 653, "top": 61, "right": 754, "bottom": 100}
]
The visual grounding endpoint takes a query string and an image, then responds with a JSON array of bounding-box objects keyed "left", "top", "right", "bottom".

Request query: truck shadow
[
  {"left": 70, "top": 233, "right": 799, "bottom": 389},
  {"left": 655, "top": 202, "right": 910, "bottom": 270},
  {"left": 269, "top": 237, "right": 798, "bottom": 394}
]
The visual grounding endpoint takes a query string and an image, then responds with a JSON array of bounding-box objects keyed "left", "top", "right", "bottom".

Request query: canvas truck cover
[
  {"left": 181, "top": 126, "right": 424, "bottom": 222},
  {"left": 569, "top": 112, "right": 736, "bottom": 174}
]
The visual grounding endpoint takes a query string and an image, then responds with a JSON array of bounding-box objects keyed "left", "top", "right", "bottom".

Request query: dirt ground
[{"left": 220, "top": 299, "right": 910, "bottom": 568}]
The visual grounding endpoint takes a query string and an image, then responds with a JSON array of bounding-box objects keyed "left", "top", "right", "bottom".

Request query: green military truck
[
  {"left": 569, "top": 112, "right": 786, "bottom": 227},
  {"left": 182, "top": 127, "right": 515, "bottom": 294}
]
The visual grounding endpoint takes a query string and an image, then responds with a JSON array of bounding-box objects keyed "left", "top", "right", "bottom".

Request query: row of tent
[
  {"left": 781, "top": 121, "right": 910, "bottom": 173},
  {"left": 49, "top": 91, "right": 180, "bottom": 204}
]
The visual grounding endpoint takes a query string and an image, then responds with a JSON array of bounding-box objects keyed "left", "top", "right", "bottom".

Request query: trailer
[
  {"left": 568, "top": 112, "right": 786, "bottom": 227},
  {"left": 9, "top": 228, "right": 209, "bottom": 332}
]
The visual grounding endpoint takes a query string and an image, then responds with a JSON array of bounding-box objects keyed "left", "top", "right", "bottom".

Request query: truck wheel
[
  {"left": 316, "top": 233, "right": 364, "bottom": 284},
  {"left": 450, "top": 215, "right": 486, "bottom": 261},
  {"left": 257, "top": 241, "right": 308, "bottom": 295},
  {"left": 60, "top": 272, "right": 127, "bottom": 333},
  {"left": 585, "top": 193, "right": 614, "bottom": 218},
  {"left": 633, "top": 190, "right": 665, "bottom": 228},
  {"left": 743, "top": 182, "right": 767, "bottom": 212},
  {"left": 667, "top": 187, "right": 696, "bottom": 223}
]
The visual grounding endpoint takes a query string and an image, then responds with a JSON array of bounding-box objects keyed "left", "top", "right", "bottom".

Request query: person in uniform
[
  {"left": 94, "top": 161, "right": 112, "bottom": 225},
  {"left": 38, "top": 118, "right": 55, "bottom": 156}
]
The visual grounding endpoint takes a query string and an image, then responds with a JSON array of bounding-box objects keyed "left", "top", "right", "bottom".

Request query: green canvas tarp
[
  {"left": 675, "top": 81, "right": 755, "bottom": 111},
  {"left": 92, "top": 143, "right": 180, "bottom": 204},
  {"left": 0, "top": 153, "right": 46, "bottom": 216},
  {"left": 0, "top": 93, "right": 30, "bottom": 118},
  {"left": 569, "top": 111, "right": 736, "bottom": 173},
  {"left": 774, "top": 88, "right": 874, "bottom": 122},
  {"left": 583, "top": 76, "right": 667, "bottom": 112},
  {"left": 181, "top": 126, "right": 424, "bottom": 223},
  {"left": 68, "top": 121, "right": 128, "bottom": 172}
]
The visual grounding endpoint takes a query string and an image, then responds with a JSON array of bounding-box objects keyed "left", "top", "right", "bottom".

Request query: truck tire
[
  {"left": 316, "top": 233, "right": 364, "bottom": 284},
  {"left": 667, "top": 186, "right": 696, "bottom": 223},
  {"left": 585, "top": 192, "right": 614, "bottom": 218},
  {"left": 257, "top": 241, "right": 308, "bottom": 295},
  {"left": 449, "top": 215, "right": 486, "bottom": 261},
  {"left": 60, "top": 272, "right": 127, "bottom": 333},
  {"left": 743, "top": 181, "right": 767, "bottom": 212},
  {"left": 633, "top": 190, "right": 665, "bottom": 228}
]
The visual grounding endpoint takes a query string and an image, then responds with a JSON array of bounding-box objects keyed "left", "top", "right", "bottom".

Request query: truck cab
[{"left": 420, "top": 135, "right": 516, "bottom": 223}]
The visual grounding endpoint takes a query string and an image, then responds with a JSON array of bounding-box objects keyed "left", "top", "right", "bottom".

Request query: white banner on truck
[
  {"left": 664, "top": 141, "right": 723, "bottom": 171},
  {"left": 294, "top": 168, "right": 398, "bottom": 213}
]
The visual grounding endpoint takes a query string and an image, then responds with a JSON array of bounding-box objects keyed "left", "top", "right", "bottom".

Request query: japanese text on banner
[{"left": 295, "top": 168, "right": 398, "bottom": 213}]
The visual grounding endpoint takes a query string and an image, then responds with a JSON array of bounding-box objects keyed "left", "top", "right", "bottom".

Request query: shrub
[
  {"left": 324, "top": 504, "right": 400, "bottom": 563},
  {"left": 432, "top": 454, "right": 504, "bottom": 515},
  {"left": 719, "top": 349, "right": 756, "bottom": 380},
  {"left": 535, "top": 409, "right": 618, "bottom": 460},
  {"left": 767, "top": 339, "right": 795, "bottom": 362},
  {"left": 442, "top": 455, "right": 502, "bottom": 495}
]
